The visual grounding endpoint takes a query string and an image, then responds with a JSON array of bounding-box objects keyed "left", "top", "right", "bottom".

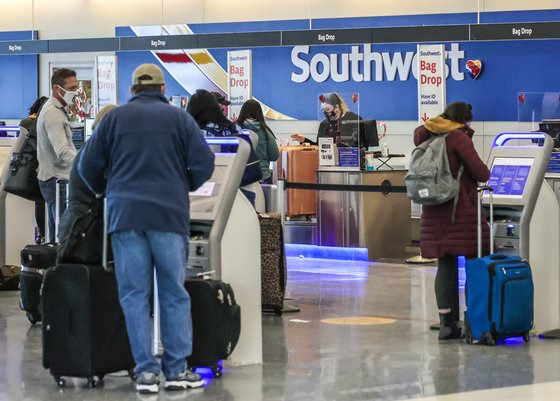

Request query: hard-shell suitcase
[
  {"left": 276, "top": 145, "right": 318, "bottom": 217},
  {"left": 184, "top": 278, "right": 241, "bottom": 378},
  {"left": 465, "top": 186, "right": 534, "bottom": 345},
  {"left": 42, "top": 264, "right": 135, "bottom": 387},
  {"left": 258, "top": 213, "right": 287, "bottom": 315}
]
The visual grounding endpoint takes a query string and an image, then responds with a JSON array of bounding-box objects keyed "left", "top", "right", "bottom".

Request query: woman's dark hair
[
  {"left": 187, "top": 89, "right": 234, "bottom": 131},
  {"left": 237, "top": 99, "right": 273, "bottom": 134},
  {"left": 29, "top": 96, "right": 48, "bottom": 115},
  {"left": 442, "top": 101, "right": 473, "bottom": 124}
]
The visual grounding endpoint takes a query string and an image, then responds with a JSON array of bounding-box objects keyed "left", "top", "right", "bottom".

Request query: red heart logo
[
  {"left": 518, "top": 93, "right": 525, "bottom": 104},
  {"left": 319, "top": 94, "right": 325, "bottom": 103},
  {"left": 352, "top": 94, "right": 358, "bottom": 103},
  {"left": 466, "top": 59, "right": 482, "bottom": 79}
]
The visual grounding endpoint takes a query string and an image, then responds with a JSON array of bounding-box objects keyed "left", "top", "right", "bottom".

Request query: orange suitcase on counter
[{"left": 276, "top": 145, "right": 319, "bottom": 217}]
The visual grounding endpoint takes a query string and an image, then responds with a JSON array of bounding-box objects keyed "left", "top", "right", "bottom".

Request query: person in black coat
[{"left": 57, "top": 104, "right": 116, "bottom": 262}]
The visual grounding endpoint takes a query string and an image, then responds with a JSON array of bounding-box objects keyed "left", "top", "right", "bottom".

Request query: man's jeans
[
  {"left": 38, "top": 178, "right": 67, "bottom": 243},
  {"left": 111, "top": 230, "right": 192, "bottom": 378}
]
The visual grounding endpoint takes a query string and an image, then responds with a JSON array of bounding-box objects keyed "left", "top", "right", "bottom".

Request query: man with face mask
[
  {"left": 291, "top": 93, "right": 361, "bottom": 147},
  {"left": 36, "top": 68, "right": 79, "bottom": 242}
]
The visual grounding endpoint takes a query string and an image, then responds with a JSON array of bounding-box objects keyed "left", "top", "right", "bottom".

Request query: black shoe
[{"left": 438, "top": 313, "right": 462, "bottom": 340}]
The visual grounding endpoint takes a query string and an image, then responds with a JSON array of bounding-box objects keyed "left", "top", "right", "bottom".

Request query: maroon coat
[{"left": 414, "top": 121, "right": 491, "bottom": 259}]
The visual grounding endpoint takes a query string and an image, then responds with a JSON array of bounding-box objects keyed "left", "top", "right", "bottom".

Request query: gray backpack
[{"left": 405, "top": 134, "right": 463, "bottom": 218}]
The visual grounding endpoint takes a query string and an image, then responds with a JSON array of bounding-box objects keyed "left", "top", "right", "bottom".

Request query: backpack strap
[{"left": 451, "top": 164, "right": 464, "bottom": 223}]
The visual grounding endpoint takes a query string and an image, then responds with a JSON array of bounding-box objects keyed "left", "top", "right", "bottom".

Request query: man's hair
[
  {"left": 131, "top": 83, "right": 164, "bottom": 94},
  {"left": 51, "top": 68, "right": 77, "bottom": 88}
]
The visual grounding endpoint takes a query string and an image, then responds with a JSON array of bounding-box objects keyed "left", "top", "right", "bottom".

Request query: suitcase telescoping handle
[
  {"left": 55, "top": 179, "right": 69, "bottom": 242},
  {"left": 477, "top": 185, "right": 494, "bottom": 258},
  {"left": 102, "top": 197, "right": 111, "bottom": 272}
]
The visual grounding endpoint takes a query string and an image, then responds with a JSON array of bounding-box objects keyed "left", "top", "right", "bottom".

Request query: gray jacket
[{"left": 36, "top": 96, "right": 77, "bottom": 181}]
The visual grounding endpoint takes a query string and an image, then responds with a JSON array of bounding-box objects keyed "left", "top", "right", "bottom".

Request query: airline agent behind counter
[{"left": 291, "top": 93, "right": 361, "bottom": 148}]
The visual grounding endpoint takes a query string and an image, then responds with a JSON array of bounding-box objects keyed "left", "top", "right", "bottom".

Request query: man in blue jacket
[{"left": 78, "top": 64, "right": 215, "bottom": 394}]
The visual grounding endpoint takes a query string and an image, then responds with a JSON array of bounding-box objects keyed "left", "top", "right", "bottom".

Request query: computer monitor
[
  {"left": 539, "top": 120, "right": 560, "bottom": 148},
  {"left": 358, "top": 119, "right": 379, "bottom": 149},
  {"left": 487, "top": 156, "right": 534, "bottom": 198},
  {"left": 338, "top": 119, "right": 379, "bottom": 148},
  {"left": 84, "top": 117, "right": 95, "bottom": 141}
]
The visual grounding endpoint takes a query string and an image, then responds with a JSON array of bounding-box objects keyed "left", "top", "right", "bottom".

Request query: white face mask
[{"left": 57, "top": 85, "right": 78, "bottom": 105}]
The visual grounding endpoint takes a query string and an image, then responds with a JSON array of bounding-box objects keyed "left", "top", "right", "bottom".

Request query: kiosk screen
[
  {"left": 84, "top": 118, "right": 94, "bottom": 141},
  {"left": 487, "top": 157, "right": 534, "bottom": 198}
]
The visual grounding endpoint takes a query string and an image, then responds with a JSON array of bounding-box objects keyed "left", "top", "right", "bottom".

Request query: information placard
[
  {"left": 227, "top": 50, "right": 252, "bottom": 121},
  {"left": 417, "top": 44, "right": 446, "bottom": 124}
]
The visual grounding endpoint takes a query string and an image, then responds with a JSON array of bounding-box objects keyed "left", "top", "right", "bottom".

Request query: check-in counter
[{"left": 317, "top": 167, "right": 411, "bottom": 259}]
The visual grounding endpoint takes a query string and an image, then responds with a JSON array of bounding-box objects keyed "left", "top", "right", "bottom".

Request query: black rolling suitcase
[
  {"left": 184, "top": 278, "right": 241, "bottom": 378},
  {"left": 41, "top": 199, "right": 134, "bottom": 387},
  {"left": 19, "top": 243, "right": 58, "bottom": 325},
  {"left": 258, "top": 213, "right": 287, "bottom": 315},
  {"left": 42, "top": 264, "right": 135, "bottom": 387}
]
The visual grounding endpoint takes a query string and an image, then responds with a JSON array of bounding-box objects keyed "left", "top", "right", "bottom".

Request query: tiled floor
[{"left": 1, "top": 257, "right": 560, "bottom": 400}]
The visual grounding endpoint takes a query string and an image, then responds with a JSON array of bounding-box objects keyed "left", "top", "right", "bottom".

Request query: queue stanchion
[{"left": 277, "top": 177, "right": 286, "bottom": 227}]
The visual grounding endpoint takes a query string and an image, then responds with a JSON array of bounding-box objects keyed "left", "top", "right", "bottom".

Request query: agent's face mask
[
  {"left": 323, "top": 106, "right": 336, "bottom": 120},
  {"left": 57, "top": 85, "right": 78, "bottom": 105}
]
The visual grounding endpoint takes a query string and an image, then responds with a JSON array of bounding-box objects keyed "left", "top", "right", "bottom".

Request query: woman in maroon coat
[{"left": 414, "top": 102, "right": 490, "bottom": 340}]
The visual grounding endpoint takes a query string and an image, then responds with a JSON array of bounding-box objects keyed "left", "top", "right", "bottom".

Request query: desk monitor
[
  {"left": 359, "top": 119, "right": 379, "bottom": 148},
  {"left": 487, "top": 157, "right": 534, "bottom": 198},
  {"left": 338, "top": 119, "right": 379, "bottom": 148},
  {"left": 84, "top": 118, "right": 95, "bottom": 141}
]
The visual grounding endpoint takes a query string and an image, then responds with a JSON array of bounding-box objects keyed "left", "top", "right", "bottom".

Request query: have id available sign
[
  {"left": 417, "top": 44, "right": 446, "bottom": 124},
  {"left": 227, "top": 50, "right": 252, "bottom": 120}
]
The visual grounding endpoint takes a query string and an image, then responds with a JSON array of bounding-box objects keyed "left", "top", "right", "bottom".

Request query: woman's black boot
[{"left": 438, "top": 313, "right": 462, "bottom": 340}]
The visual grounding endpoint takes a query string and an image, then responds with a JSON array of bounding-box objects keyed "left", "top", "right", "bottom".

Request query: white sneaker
[
  {"left": 164, "top": 369, "right": 203, "bottom": 391},
  {"left": 136, "top": 372, "right": 160, "bottom": 394}
]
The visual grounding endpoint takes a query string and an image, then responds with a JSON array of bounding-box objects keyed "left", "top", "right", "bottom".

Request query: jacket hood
[
  {"left": 424, "top": 116, "right": 464, "bottom": 134},
  {"left": 243, "top": 118, "right": 261, "bottom": 131}
]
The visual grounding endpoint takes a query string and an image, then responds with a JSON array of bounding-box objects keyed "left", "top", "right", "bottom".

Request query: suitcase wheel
[
  {"left": 523, "top": 333, "right": 531, "bottom": 343},
  {"left": 54, "top": 376, "right": 66, "bottom": 388},
  {"left": 88, "top": 375, "right": 104, "bottom": 387},
  {"left": 211, "top": 364, "right": 223, "bottom": 378},
  {"left": 274, "top": 306, "right": 283, "bottom": 316}
]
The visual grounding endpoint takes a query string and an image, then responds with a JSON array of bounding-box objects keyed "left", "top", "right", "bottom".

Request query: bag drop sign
[
  {"left": 417, "top": 44, "right": 447, "bottom": 124},
  {"left": 227, "top": 50, "right": 252, "bottom": 120}
]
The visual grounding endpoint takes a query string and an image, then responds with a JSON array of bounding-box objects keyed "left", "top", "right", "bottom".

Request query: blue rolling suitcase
[{"left": 465, "top": 186, "right": 534, "bottom": 345}]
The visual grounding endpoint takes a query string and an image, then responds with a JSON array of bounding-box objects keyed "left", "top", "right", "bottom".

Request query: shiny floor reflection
[{"left": 2, "top": 258, "right": 560, "bottom": 400}]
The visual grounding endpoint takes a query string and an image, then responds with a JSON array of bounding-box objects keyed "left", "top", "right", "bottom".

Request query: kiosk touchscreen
[
  {"left": 487, "top": 157, "right": 533, "bottom": 198},
  {"left": 84, "top": 117, "right": 95, "bottom": 141}
]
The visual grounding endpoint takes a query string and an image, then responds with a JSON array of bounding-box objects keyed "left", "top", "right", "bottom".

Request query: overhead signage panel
[
  {"left": 0, "top": 40, "right": 48, "bottom": 55},
  {"left": 120, "top": 35, "right": 198, "bottom": 51},
  {"left": 372, "top": 25, "right": 470, "bottom": 43},
  {"left": 197, "top": 31, "right": 281, "bottom": 49},
  {"left": 471, "top": 22, "right": 560, "bottom": 40},
  {"left": 282, "top": 28, "right": 372, "bottom": 45},
  {"left": 48, "top": 38, "right": 120, "bottom": 53}
]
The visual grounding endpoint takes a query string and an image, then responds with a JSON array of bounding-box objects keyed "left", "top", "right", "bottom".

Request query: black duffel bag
[{"left": 4, "top": 128, "right": 42, "bottom": 201}]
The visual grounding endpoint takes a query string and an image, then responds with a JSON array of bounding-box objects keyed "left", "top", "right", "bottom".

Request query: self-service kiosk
[
  {"left": 484, "top": 132, "right": 559, "bottom": 333},
  {"left": 0, "top": 130, "right": 36, "bottom": 266},
  {"left": 187, "top": 137, "right": 262, "bottom": 366}
]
